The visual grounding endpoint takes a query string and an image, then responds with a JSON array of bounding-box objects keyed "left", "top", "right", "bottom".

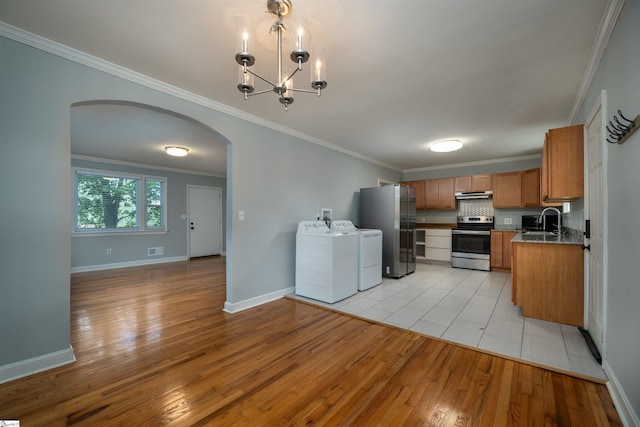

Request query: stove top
[{"left": 455, "top": 216, "right": 494, "bottom": 230}]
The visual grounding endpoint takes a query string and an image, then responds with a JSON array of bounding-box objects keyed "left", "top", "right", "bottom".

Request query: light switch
[{"left": 239, "top": 211, "right": 245, "bottom": 221}]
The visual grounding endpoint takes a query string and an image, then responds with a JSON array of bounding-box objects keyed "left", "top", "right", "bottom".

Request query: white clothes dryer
[
  {"left": 295, "top": 221, "right": 359, "bottom": 303},
  {"left": 331, "top": 220, "right": 383, "bottom": 291}
]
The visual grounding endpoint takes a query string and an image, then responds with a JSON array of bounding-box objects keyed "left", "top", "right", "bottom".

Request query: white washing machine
[
  {"left": 295, "top": 221, "right": 359, "bottom": 303},
  {"left": 331, "top": 220, "right": 383, "bottom": 291}
]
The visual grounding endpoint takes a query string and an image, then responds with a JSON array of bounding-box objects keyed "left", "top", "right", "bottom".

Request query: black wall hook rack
[{"left": 607, "top": 109, "right": 639, "bottom": 144}]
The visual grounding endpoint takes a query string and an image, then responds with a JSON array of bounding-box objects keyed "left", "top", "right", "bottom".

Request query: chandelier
[{"left": 235, "top": 0, "right": 328, "bottom": 110}]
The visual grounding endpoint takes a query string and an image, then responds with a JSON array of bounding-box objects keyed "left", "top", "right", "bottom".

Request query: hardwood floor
[{"left": 0, "top": 257, "right": 622, "bottom": 426}]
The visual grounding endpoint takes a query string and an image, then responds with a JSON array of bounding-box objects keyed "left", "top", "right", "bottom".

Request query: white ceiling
[{"left": 0, "top": 0, "right": 610, "bottom": 176}]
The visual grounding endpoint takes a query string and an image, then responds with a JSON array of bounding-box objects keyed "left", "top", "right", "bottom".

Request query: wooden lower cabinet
[
  {"left": 512, "top": 242, "right": 584, "bottom": 326},
  {"left": 490, "top": 231, "right": 517, "bottom": 271}
]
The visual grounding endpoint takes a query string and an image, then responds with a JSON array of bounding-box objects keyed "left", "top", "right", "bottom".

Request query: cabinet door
[
  {"left": 490, "top": 231, "right": 503, "bottom": 269},
  {"left": 414, "top": 180, "right": 426, "bottom": 210},
  {"left": 425, "top": 180, "right": 439, "bottom": 209},
  {"left": 541, "top": 134, "right": 550, "bottom": 201},
  {"left": 544, "top": 125, "right": 584, "bottom": 201},
  {"left": 438, "top": 178, "right": 455, "bottom": 209},
  {"left": 522, "top": 168, "right": 541, "bottom": 207},
  {"left": 493, "top": 172, "right": 522, "bottom": 208},
  {"left": 454, "top": 176, "right": 472, "bottom": 192},
  {"left": 472, "top": 174, "right": 493, "bottom": 191},
  {"left": 400, "top": 181, "right": 427, "bottom": 210},
  {"left": 502, "top": 231, "right": 517, "bottom": 269}
]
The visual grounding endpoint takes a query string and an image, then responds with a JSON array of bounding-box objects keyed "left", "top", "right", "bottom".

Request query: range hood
[{"left": 455, "top": 190, "right": 493, "bottom": 200}]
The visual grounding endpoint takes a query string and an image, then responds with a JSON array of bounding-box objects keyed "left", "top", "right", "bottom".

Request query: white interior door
[
  {"left": 188, "top": 186, "right": 222, "bottom": 258},
  {"left": 584, "top": 90, "right": 607, "bottom": 355}
]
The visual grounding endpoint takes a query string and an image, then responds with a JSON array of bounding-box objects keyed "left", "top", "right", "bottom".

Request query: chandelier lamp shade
[{"left": 235, "top": 0, "right": 327, "bottom": 110}]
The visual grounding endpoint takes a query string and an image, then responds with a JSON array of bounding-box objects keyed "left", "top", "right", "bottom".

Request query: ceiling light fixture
[
  {"left": 430, "top": 140, "right": 463, "bottom": 153},
  {"left": 235, "top": 0, "right": 328, "bottom": 111},
  {"left": 165, "top": 146, "right": 189, "bottom": 157}
]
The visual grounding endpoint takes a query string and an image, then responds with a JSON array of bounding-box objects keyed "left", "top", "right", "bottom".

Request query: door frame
[
  {"left": 187, "top": 184, "right": 223, "bottom": 258},
  {"left": 583, "top": 89, "right": 608, "bottom": 357}
]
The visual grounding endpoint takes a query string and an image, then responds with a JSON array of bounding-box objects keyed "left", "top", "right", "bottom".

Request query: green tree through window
[{"left": 74, "top": 170, "right": 166, "bottom": 232}]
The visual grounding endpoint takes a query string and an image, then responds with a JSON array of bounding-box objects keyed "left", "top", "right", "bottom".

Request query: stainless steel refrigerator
[{"left": 359, "top": 184, "right": 416, "bottom": 278}]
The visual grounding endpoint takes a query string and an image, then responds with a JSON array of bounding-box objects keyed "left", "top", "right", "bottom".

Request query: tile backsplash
[{"left": 457, "top": 199, "right": 494, "bottom": 217}]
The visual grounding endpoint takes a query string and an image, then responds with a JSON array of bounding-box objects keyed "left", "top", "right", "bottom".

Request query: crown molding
[
  {"left": 403, "top": 154, "right": 542, "bottom": 173},
  {"left": 568, "top": 0, "right": 625, "bottom": 125},
  {"left": 71, "top": 154, "right": 226, "bottom": 178},
  {"left": 0, "top": 21, "right": 400, "bottom": 173}
]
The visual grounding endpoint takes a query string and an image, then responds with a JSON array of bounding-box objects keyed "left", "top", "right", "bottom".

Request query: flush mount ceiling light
[
  {"left": 430, "top": 140, "right": 463, "bottom": 153},
  {"left": 235, "top": 0, "right": 328, "bottom": 111},
  {"left": 165, "top": 146, "right": 189, "bottom": 157}
]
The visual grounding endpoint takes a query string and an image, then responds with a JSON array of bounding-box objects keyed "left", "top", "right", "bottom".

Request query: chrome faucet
[{"left": 538, "top": 207, "right": 562, "bottom": 233}]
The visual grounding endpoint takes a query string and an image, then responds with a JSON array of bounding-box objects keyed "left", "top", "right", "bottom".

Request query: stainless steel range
[{"left": 451, "top": 216, "right": 494, "bottom": 271}]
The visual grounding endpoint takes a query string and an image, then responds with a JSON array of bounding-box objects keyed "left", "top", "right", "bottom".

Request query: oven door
[{"left": 451, "top": 229, "right": 491, "bottom": 270}]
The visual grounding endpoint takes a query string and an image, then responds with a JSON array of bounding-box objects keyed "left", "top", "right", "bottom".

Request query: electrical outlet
[
  {"left": 238, "top": 211, "right": 245, "bottom": 221},
  {"left": 504, "top": 218, "right": 512, "bottom": 225},
  {"left": 106, "top": 248, "right": 111, "bottom": 255}
]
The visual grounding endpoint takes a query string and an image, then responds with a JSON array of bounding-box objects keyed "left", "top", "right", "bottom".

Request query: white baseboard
[
  {"left": 0, "top": 346, "right": 76, "bottom": 384},
  {"left": 223, "top": 287, "right": 295, "bottom": 313},
  {"left": 604, "top": 359, "right": 640, "bottom": 427},
  {"left": 71, "top": 256, "right": 189, "bottom": 273}
]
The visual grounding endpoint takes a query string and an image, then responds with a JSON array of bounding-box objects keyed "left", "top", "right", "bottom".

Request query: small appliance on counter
[{"left": 521, "top": 213, "right": 560, "bottom": 232}]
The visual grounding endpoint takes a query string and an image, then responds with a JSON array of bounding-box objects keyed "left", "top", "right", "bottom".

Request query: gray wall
[
  {"left": 70, "top": 158, "right": 227, "bottom": 269},
  {"left": 576, "top": 0, "right": 640, "bottom": 421},
  {"left": 0, "top": 34, "right": 400, "bottom": 372}
]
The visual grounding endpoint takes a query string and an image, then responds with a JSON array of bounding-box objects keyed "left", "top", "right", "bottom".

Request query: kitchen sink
[{"left": 521, "top": 230, "right": 556, "bottom": 236}]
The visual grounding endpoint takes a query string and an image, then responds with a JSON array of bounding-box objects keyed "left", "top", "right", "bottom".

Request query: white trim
[
  {"left": 568, "top": 0, "right": 625, "bottom": 125},
  {"left": 223, "top": 287, "right": 295, "bottom": 314},
  {"left": 0, "top": 22, "right": 398, "bottom": 172},
  {"left": 0, "top": 346, "right": 76, "bottom": 385},
  {"left": 403, "top": 154, "right": 541, "bottom": 173},
  {"left": 604, "top": 360, "right": 639, "bottom": 427},
  {"left": 71, "top": 256, "right": 188, "bottom": 273},
  {"left": 583, "top": 90, "right": 609, "bottom": 360},
  {"left": 72, "top": 154, "right": 226, "bottom": 178}
]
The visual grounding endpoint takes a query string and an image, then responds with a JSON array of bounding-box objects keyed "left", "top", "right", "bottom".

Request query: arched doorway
[{"left": 70, "top": 100, "right": 231, "bottom": 302}]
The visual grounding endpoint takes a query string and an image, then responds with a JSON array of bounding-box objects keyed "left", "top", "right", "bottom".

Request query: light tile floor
[{"left": 290, "top": 262, "right": 606, "bottom": 380}]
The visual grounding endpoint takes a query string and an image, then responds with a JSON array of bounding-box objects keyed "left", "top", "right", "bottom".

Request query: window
[{"left": 73, "top": 168, "right": 167, "bottom": 234}]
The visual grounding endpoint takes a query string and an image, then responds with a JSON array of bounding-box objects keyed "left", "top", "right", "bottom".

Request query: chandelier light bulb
[{"left": 234, "top": 0, "right": 327, "bottom": 110}]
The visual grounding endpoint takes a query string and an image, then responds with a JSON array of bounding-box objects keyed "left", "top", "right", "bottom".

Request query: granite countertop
[{"left": 511, "top": 231, "right": 583, "bottom": 245}]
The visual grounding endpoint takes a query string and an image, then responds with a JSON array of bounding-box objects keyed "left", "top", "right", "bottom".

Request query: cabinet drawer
[
  {"left": 425, "top": 248, "right": 451, "bottom": 262},
  {"left": 425, "top": 229, "right": 452, "bottom": 237},
  {"left": 426, "top": 236, "right": 451, "bottom": 249}
]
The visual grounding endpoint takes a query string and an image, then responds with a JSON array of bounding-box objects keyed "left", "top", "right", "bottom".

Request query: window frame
[{"left": 72, "top": 167, "right": 168, "bottom": 236}]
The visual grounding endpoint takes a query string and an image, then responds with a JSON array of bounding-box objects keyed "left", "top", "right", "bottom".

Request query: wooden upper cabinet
[
  {"left": 472, "top": 174, "right": 492, "bottom": 191},
  {"left": 542, "top": 124, "right": 584, "bottom": 202},
  {"left": 425, "top": 179, "right": 440, "bottom": 209},
  {"left": 454, "top": 176, "right": 472, "bottom": 193},
  {"left": 438, "top": 178, "right": 455, "bottom": 209},
  {"left": 454, "top": 174, "right": 492, "bottom": 192},
  {"left": 522, "top": 168, "right": 541, "bottom": 207},
  {"left": 493, "top": 171, "right": 523, "bottom": 208},
  {"left": 400, "top": 181, "right": 427, "bottom": 210},
  {"left": 424, "top": 178, "right": 455, "bottom": 210}
]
